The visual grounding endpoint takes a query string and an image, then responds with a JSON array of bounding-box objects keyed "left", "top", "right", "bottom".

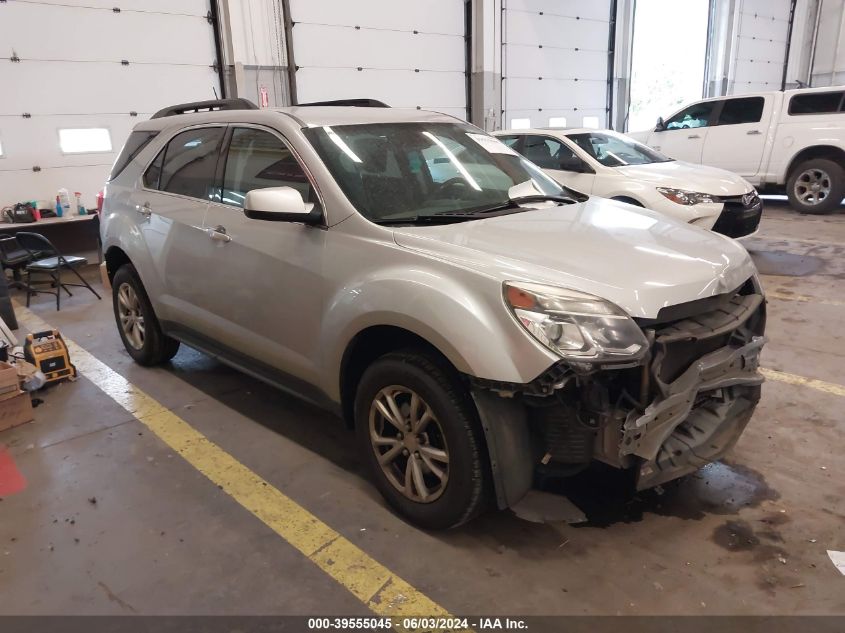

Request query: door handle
[
  {"left": 687, "top": 134, "right": 700, "bottom": 139},
  {"left": 207, "top": 225, "right": 231, "bottom": 243},
  {"left": 746, "top": 130, "right": 761, "bottom": 135},
  {"left": 135, "top": 202, "right": 152, "bottom": 217}
]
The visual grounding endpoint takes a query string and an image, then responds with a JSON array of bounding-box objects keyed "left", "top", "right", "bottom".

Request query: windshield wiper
[{"left": 462, "top": 193, "right": 579, "bottom": 216}]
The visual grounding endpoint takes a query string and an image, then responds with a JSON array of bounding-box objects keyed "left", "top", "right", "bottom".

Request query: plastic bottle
[
  {"left": 74, "top": 192, "right": 84, "bottom": 215},
  {"left": 55, "top": 195, "right": 63, "bottom": 218},
  {"left": 58, "top": 188, "right": 72, "bottom": 216}
]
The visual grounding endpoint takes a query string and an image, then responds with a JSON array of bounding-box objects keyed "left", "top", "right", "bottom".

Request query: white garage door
[
  {"left": 503, "top": 0, "right": 614, "bottom": 130},
  {"left": 0, "top": 0, "right": 220, "bottom": 208},
  {"left": 730, "top": 0, "right": 793, "bottom": 94},
  {"left": 287, "top": 0, "right": 467, "bottom": 120}
]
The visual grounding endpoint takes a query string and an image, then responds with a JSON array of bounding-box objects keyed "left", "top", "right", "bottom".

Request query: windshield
[
  {"left": 303, "top": 122, "right": 566, "bottom": 224},
  {"left": 567, "top": 132, "right": 671, "bottom": 167}
]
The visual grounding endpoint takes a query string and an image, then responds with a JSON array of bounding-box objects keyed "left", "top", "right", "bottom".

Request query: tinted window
[
  {"left": 221, "top": 128, "right": 316, "bottom": 208},
  {"left": 497, "top": 136, "right": 520, "bottom": 149},
  {"left": 665, "top": 102, "right": 716, "bottom": 130},
  {"left": 788, "top": 91, "right": 845, "bottom": 115},
  {"left": 522, "top": 136, "right": 566, "bottom": 169},
  {"left": 110, "top": 131, "right": 158, "bottom": 180},
  {"left": 716, "top": 97, "right": 764, "bottom": 125},
  {"left": 155, "top": 127, "right": 225, "bottom": 199},
  {"left": 143, "top": 149, "right": 164, "bottom": 189}
]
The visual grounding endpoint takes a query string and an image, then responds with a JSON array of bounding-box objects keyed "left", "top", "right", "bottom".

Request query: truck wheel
[
  {"left": 354, "top": 350, "right": 489, "bottom": 529},
  {"left": 787, "top": 158, "right": 845, "bottom": 215},
  {"left": 112, "top": 264, "right": 180, "bottom": 366}
]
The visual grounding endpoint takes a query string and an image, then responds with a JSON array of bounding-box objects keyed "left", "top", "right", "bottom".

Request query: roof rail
[
  {"left": 296, "top": 98, "right": 390, "bottom": 108},
  {"left": 151, "top": 98, "right": 259, "bottom": 119}
]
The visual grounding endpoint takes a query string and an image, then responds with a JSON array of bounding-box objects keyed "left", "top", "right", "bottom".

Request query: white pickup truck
[{"left": 629, "top": 87, "right": 845, "bottom": 214}]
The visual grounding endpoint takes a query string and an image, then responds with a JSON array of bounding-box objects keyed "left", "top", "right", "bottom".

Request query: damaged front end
[{"left": 473, "top": 277, "right": 767, "bottom": 509}]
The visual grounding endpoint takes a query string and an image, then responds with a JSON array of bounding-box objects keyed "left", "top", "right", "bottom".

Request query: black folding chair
[
  {"left": 0, "top": 235, "right": 33, "bottom": 291},
  {"left": 15, "top": 232, "right": 101, "bottom": 310}
]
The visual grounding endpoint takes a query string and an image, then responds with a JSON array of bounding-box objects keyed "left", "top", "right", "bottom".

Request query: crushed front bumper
[{"left": 622, "top": 334, "right": 766, "bottom": 489}]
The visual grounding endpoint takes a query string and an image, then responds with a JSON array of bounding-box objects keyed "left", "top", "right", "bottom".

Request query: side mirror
[
  {"left": 654, "top": 116, "right": 666, "bottom": 132},
  {"left": 243, "top": 186, "right": 321, "bottom": 224}
]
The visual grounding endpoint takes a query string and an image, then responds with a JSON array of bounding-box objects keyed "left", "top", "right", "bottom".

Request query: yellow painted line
[
  {"left": 761, "top": 367, "right": 845, "bottom": 398},
  {"left": 14, "top": 304, "right": 462, "bottom": 630},
  {"left": 767, "top": 290, "right": 845, "bottom": 307}
]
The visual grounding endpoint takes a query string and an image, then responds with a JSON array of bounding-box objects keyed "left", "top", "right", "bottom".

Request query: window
[
  {"left": 222, "top": 127, "right": 316, "bottom": 208},
  {"left": 522, "top": 136, "right": 567, "bottom": 169},
  {"left": 664, "top": 101, "right": 716, "bottom": 130},
  {"left": 58, "top": 128, "right": 112, "bottom": 154},
  {"left": 510, "top": 118, "right": 531, "bottom": 129},
  {"left": 303, "top": 122, "right": 563, "bottom": 224},
  {"left": 582, "top": 116, "right": 600, "bottom": 129},
  {"left": 0, "top": 137, "right": 4, "bottom": 158},
  {"left": 568, "top": 131, "right": 671, "bottom": 167},
  {"left": 716, "top": 97, "right": 764, "bottom": 125},
  {"left": 496, "top": 136, "right": 520, "bottom": 149},
  {"left": 109, "top": 131, "right": 158, "bottom": 181},
  {"left": 548, "top": 117, "right": 567, "bottom": 127},
  {"left": 146, "top": 127, "right": 224, "bottom": 199},
  {"left": 788, "top": 91, "right": 845, "bottom": 115}
]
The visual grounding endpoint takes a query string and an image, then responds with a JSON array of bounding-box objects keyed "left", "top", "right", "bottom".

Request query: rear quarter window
[{"left": 788, "top": 91, "right": 845, "bottom": 115}]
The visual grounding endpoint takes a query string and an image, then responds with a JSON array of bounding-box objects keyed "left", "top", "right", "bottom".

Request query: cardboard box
[
  {"left": 0, "top": 391, "right": 34, "bottom": 432},
  {"left": 0, "top": 361, "right": 19, "bottom": 401}
]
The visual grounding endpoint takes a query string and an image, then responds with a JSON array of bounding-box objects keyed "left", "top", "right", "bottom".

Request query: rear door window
[
  {"left": 147, "top": 127, "right": 225, "bottom": 199},
  {"left": 221, "top": 127, "right": 316, "bottom": 208},
  {"left": 716, "top": 97, "right": 765, "bottom": 125},
  {"left": 788, "top": 91, "right": 845, "bottom": 114}
]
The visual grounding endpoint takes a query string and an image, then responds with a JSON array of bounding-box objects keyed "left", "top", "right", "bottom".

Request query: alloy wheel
[
  {"left": 117, "top": 282, "right": 145, "bottom": 350},
  {"left": 794, "top": 168, "right": 832, "bottom": 205},
  {"left": 368, "top": 386, "right": 450, "bottom": 503}
]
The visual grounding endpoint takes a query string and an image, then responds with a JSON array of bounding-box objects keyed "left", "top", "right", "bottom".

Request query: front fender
[{"left": 320, "top": 264, "right": 557, "bottom": 401}]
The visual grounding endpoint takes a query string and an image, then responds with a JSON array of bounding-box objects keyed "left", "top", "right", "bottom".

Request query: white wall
[
  {"left": 0, "top": 0, "right": 220, "bottom": 208},
  {"left": 811, "top": 0, "right": 845, "bottom": 85}
]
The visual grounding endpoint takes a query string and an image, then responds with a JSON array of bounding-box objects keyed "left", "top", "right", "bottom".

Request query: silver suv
[{"left": 101, "top": 99, "right": 767, "bottom": 529}]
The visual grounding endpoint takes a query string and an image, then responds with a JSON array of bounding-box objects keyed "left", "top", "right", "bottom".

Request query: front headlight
[
  {"left": 656, "top": 187, "right": 719, "bottom": 205},
  {"left": 504, "top": 282, "right": 649, "bottom": 362}
]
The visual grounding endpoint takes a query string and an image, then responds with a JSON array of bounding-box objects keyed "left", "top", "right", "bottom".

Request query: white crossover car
[{"left": 494, "top": 128, "right": 762, "bottom": 238}]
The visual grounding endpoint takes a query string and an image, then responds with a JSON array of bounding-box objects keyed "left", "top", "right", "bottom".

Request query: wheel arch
[
  {"left": 785, "top": 145, "right": 845, "bottom": 180},
  {"left": 104, "top": 245, "right": 132, "bottom": 282}
]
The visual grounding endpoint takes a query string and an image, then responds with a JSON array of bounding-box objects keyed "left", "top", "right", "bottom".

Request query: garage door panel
[
  {"left": 505, "top": 78, "right": 606, "bottom": 111},
  {"left": 507, "top": 46, "right": 608, "bottom": 80},
  {"left": 0, "top": 4, "right": 215, "bottom": 66},
  {"left": 0, "top": 62, "right": 219, "bottom": 115},
  {"left": 730, "top": 0, "right": 791, "bottom": 92},
  {"left": 9, "top": 0, "right": 209, "bottom": 14},
  {"left": 506, "top": 0, "right": 611, "bottom": 22},
  {"left": 294, "top": 67, "right": 464, "bottom": 112},
  {"left": 293, "top": 25, "right": 464, "bottom": 72},
  {"left": 506, "top": 12, "right": 609, "bottom": 50},
  {"left": 736, "top": 35, "right": 787, "bottom": 61},
  {"left": 290, "top": 0, "right": 464, "bottom": 35}
]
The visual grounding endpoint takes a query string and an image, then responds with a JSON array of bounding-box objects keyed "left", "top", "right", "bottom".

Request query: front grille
[{"left": 712, "top": 194, "right": 763, "bottom": 238}]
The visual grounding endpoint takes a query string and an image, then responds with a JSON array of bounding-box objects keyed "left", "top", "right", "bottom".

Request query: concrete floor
[{"left": 0, "top": 199, "right": 844, "bottom": 616}]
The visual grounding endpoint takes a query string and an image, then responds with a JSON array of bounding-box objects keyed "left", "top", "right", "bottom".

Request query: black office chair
[
  {"left": 15, "top": 232, "right": 101, "bottom": 310},
  {"left": 0, "top": 235, "right": 33, "bottom": 291}
]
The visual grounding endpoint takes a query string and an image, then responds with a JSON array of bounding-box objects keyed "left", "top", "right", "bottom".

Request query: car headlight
[
  {"left": 656, "top": 187, "right": 719, "bottom": 205},
  {"left": 504, "top": 282, "right": 649, "bottom": 362}
]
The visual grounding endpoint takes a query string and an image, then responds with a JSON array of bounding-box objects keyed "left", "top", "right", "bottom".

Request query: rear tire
[
  {"left": 354, "top": 350, "right": 489, "bottom": 529},
  {"left": 112, "top": 264, "right": 180, "bottom": 366},
  {"left": 786, "top": 158, "right": 845, "bottom": 215}
]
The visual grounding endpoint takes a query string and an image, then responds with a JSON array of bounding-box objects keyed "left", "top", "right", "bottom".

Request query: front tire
[
  {"left": 786, "top": 158, "right": 845, "bottom": 215},
  {"left": 112, "top": 264, "right": 180, "bottom": 366},
  {"left": 354, "top": 351, "right": 489, "bottom": 529}
]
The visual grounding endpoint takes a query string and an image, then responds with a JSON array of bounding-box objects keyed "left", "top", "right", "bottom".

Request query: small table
[{"left": 0, "top": 214, "right": 101, "bottom": 264}]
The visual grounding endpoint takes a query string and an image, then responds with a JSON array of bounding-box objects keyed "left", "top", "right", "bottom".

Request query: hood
[
  {"left": 392, "top": 197, "right": 758, "bottom": 319},
  {"left": 613, "top": 161, "right": 752, "bottom": 196}
]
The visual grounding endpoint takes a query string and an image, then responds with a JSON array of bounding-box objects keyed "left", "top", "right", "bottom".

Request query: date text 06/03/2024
[{"left": 306, "top": 617, "right": 529, "bottom": 631}]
